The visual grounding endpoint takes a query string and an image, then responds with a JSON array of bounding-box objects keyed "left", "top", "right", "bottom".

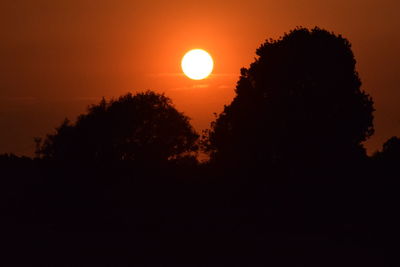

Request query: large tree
[
  {"left": 204, "top": 27, "right": 374, "bottom": 167},
  {"left": 36, "top": 91, "right": 199, "bottom": 163}
]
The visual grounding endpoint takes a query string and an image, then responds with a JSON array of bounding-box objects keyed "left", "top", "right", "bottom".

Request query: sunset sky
[{"left": 1, "top": 0, "right": 399, "bottom": 156}]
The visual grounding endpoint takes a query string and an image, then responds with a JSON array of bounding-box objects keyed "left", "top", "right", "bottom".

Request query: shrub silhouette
[
  {"left": 204, "top": 27, "right": 374, "bottom": 167},
  {"left": 36, "top": 91, "right": 199, "bottom": 163},
  {"left": 373, "top": 136, "right": 400, "bottom": 172},
  {"left": 375, "top": 136, "right": 400, "bottom": 161}
]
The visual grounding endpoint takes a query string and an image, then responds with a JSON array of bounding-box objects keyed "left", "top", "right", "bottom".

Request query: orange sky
[{"left": 1, "top": 0, "right": 399, "bottom": 156}]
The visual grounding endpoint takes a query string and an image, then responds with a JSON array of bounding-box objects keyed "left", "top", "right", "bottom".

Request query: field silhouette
[{"left": 0, "top": 27, "right": 396, "bottom": 265}]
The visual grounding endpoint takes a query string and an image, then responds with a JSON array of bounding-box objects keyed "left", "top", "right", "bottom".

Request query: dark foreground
[{"left": 0, "top": 156, "right": 394, "bottom": 266}]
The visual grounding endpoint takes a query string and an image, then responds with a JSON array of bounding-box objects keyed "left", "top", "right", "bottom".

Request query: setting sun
[{"left": 181, "top": 49, "right": 214, "bottom": 80}]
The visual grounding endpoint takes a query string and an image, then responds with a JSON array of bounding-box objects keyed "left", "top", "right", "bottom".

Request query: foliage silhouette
[
  {"left": 373, "top": 136, "right": 400, "bottom": 163},
  {"left": 36, "top": 91, "right": 199, "bottom": 164},
  {"left": 372, "top": 136, "right": 400, "bottom": 183},
  {"left": 203, "top": 27, "right": 374, "bottom": 168}
]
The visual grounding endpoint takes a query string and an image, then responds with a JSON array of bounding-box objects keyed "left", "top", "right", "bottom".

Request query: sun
[{"left": 181, "top": 49, "right": 214, "bottom": 80}]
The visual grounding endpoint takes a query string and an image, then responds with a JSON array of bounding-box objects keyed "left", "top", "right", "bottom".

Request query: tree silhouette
[
  {"left": 372, "top": 136, "right": 400, "bottom": 175},
  {"left": 203, "top": 27, "right": 374, "bottom": 167},
  {"left": 36, "top": 91, "right": 199, "bottom": 164},
  {"left": 375, "top": 136, "right": 400, "bottom": 161}
]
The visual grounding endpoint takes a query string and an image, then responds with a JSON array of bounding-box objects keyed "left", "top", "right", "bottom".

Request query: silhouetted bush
[{"left": 373, "top": 136, "right": 400, "bottom": 164}]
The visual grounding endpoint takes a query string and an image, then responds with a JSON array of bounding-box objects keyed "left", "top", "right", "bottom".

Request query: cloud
[
  {"left": 210, "top": 73, "right": 237, "bottom": 77},
  {"left": 170, "top": 84, "right": 210, "bottom": 91},
  {"left": 147, "top": 73, "right": 184, "bottom": 77},
  {"left": 193, "top": 84, "right": 209, "bottom": 88}
]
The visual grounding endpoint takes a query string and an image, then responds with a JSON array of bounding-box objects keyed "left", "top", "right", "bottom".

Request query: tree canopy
[
  {"left": 373, "top": 136, "right": 400, "bottom": 164},
  {"left": 36, "top": 91, "right": 199, "bottom": 164},
  {"left": 204, "top": 27, "right": 374, "bottom": 167}
]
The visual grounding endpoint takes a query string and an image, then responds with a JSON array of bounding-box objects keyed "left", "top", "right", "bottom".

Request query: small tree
[
  {"left": 204, "top": 27, "right": 374, "bottom": 167},
  {"left": 373, "top": 136, "right": 400, "bottom": 163},
  {"left": 36, "top": 91, "right": 199, "bottom": 164}
]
